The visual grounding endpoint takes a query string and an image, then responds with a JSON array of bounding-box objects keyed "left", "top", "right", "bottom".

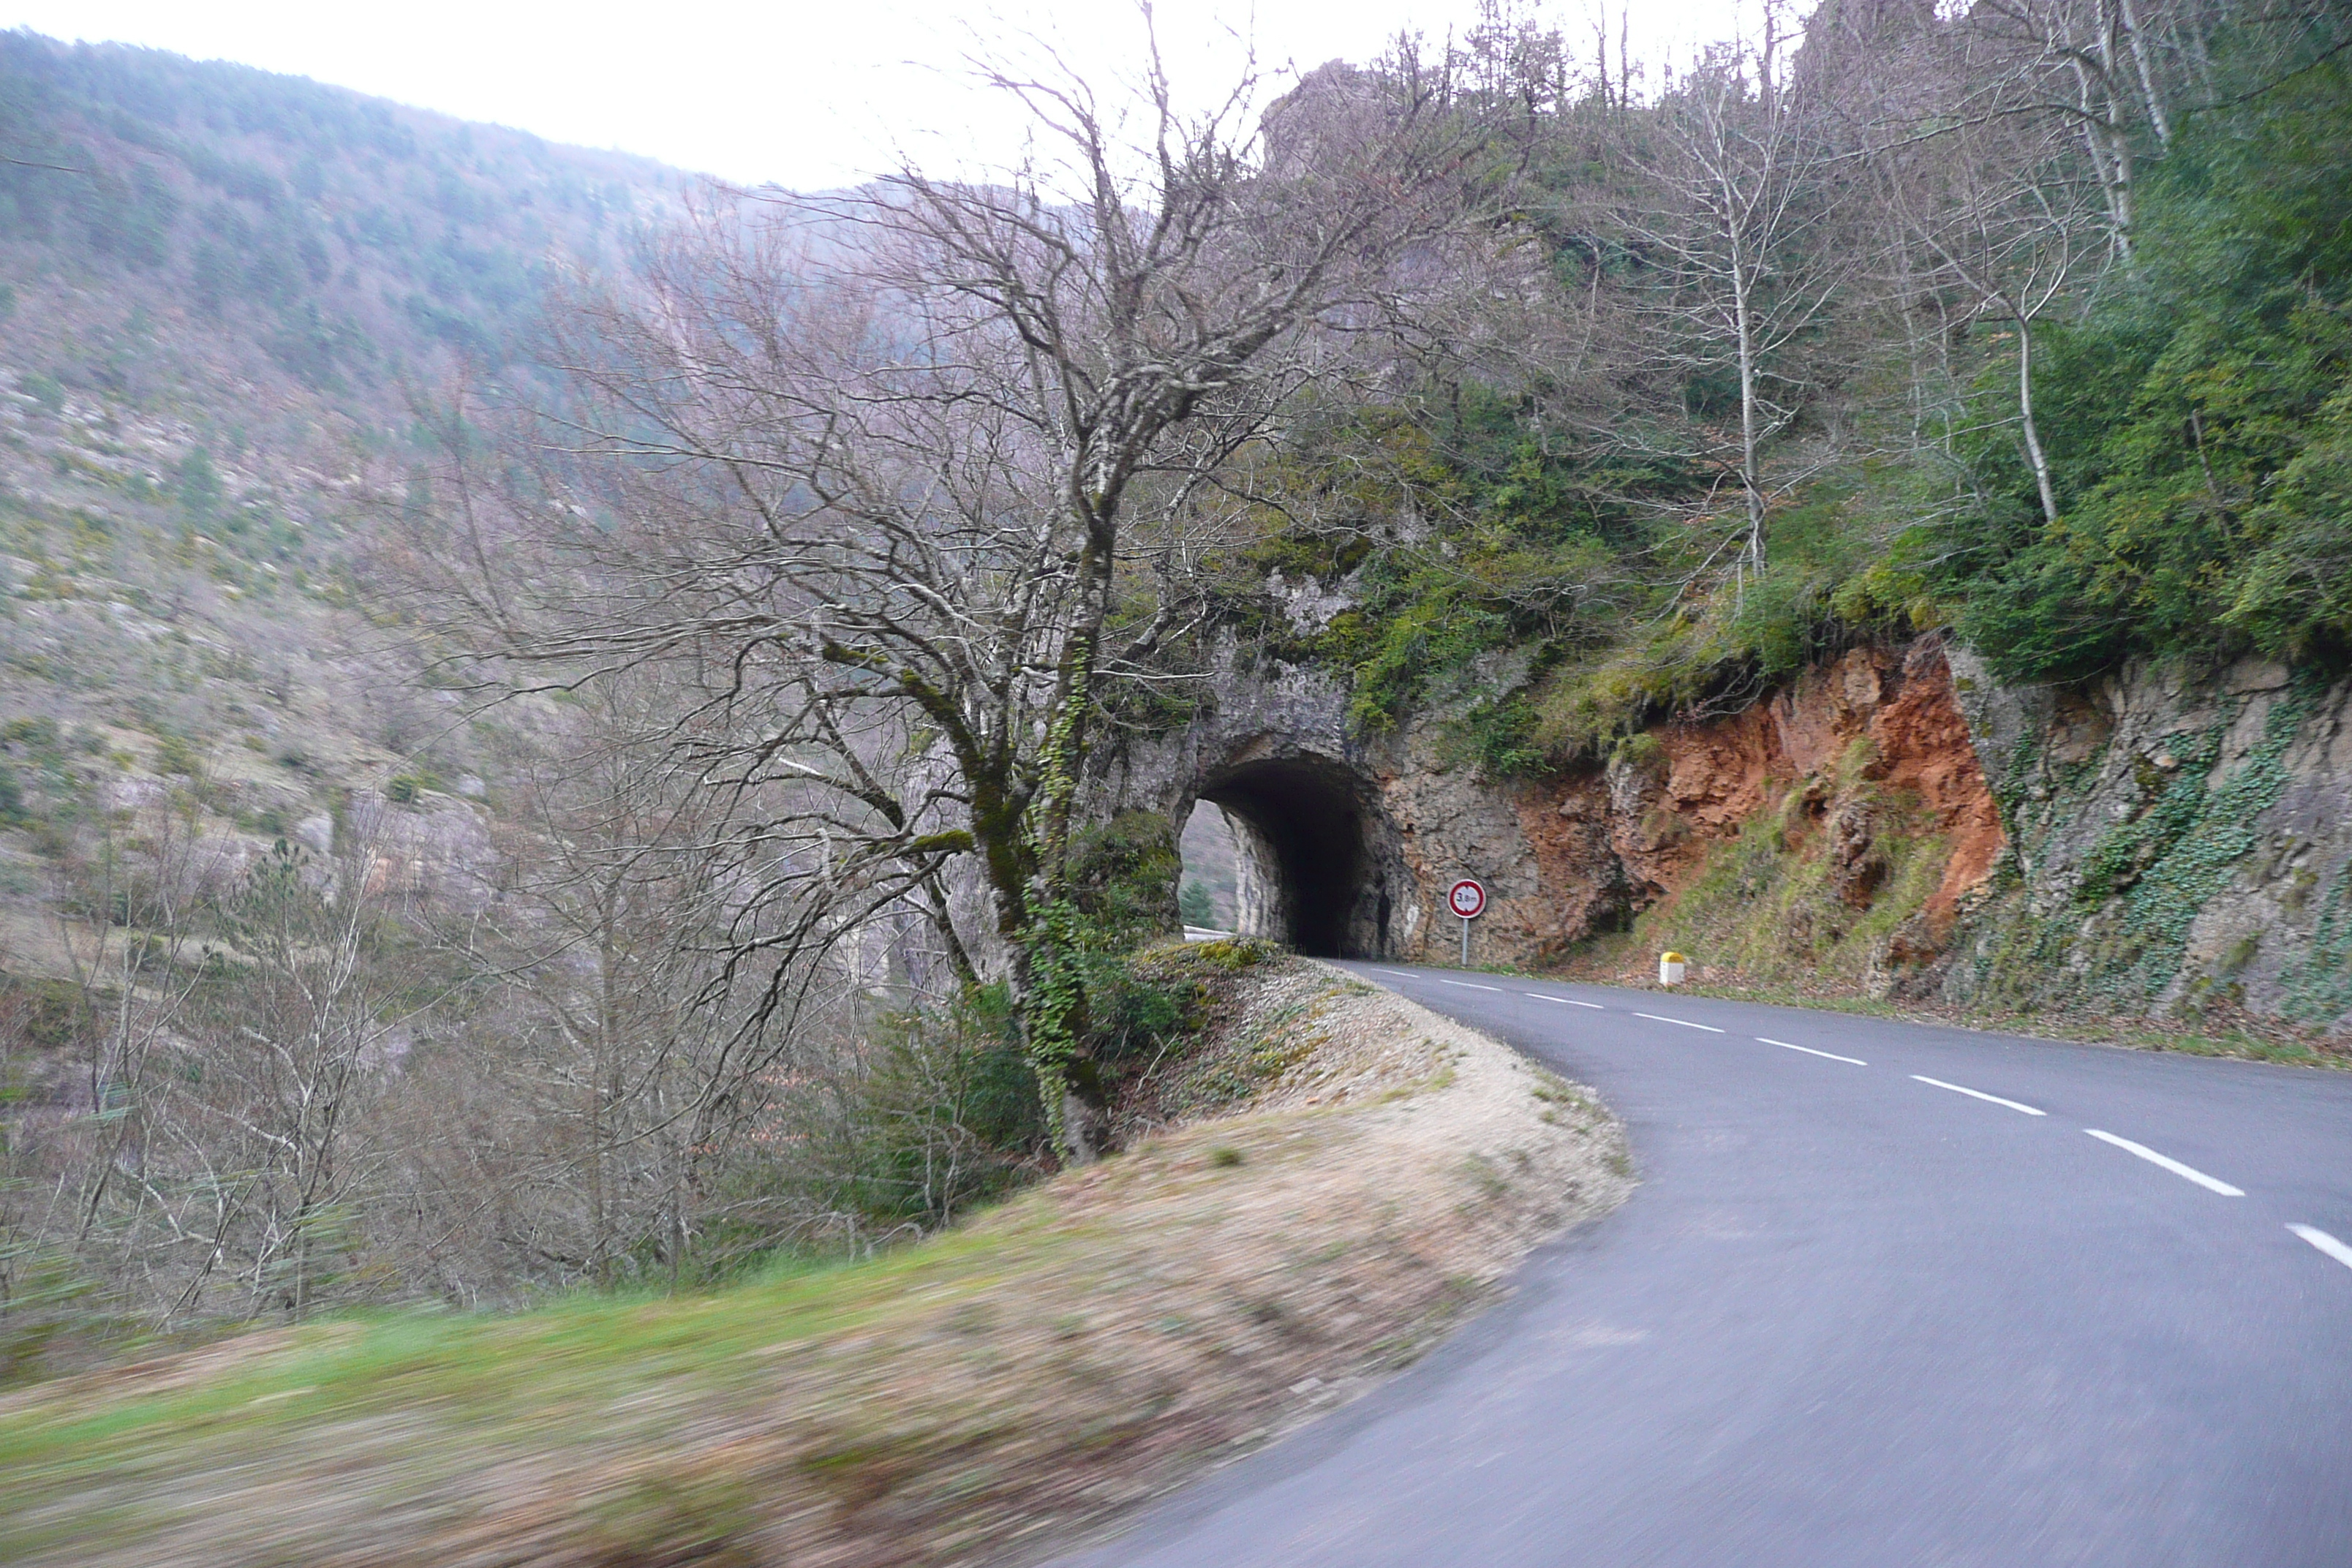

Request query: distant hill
[
  {"left": 0, "top": 29, "right": 690, "bottom": 397},
  {"left": 0, "top": 30, "right": 699, "bottom": 968}
]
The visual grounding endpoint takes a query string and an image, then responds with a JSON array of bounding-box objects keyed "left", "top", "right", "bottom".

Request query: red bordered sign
[{"left": 1447, "top": 878, "right": 1487, "bottom": 919}]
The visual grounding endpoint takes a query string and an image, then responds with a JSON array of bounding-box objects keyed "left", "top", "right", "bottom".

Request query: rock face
[
  {"left": 344, "top": 789, "right": 497, "bottom": 905},
  {"left": 1104, "top": 650, "right": 1420, "bottom": 960},
  {"left": 1115, "top": 633, "right": 2351, "bottom": 1038},
  {"left": 1112, "top": 638, "right": 2002, "bottom": 972},
  {"left": 1939, "top": 652, "right": 2352, "bottom": 1033}
]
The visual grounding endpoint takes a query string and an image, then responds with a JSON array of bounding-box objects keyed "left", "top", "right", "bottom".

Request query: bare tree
[
  {"left": 48, "top": 802, "right": 214, "bottom": 1286},
  {"left": 157, "top": 840, "right": 412, "bottom": 1319},
  {"left": 414, "top": 39, "right": 1472, "bottom": 1160},
  {"left": 10, "top": 799, "right": 431, "bottom": 1324},
  {"left": 1861, "top": 0, "right": 2346, "bottom": 273},
  {"left": 434, "top": 678, "right": 813, "bottom": 1289},
  {"left": 1823, "top": 1, "right": 2118, "bottom": 527},
  {"left": 1967, "top": 0, "right": 2164, "bottom": 260},
  {"left": 1618, "top": 10, "right": 1852, "bottom": 584}
]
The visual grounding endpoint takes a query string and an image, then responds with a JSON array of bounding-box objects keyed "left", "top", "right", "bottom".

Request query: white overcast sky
[{"left": 1, "top": 1, "right": 1776, "bottom": 189}]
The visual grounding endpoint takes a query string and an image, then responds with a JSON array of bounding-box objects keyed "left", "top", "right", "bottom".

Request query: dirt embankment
[
  {"left": 1, "top": 952, "right": 1629, "bottom": 1568},
  {"left": 1517, "top": 640, "right": 2005, "bottom": 982}
]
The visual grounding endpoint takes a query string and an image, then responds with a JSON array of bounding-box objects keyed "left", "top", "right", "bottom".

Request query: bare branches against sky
[{"left": 2, "top": 0, "right": 1802, "bottom": 188}]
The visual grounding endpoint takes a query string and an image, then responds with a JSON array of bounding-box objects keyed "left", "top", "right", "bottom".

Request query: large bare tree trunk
[{"left": 413, "top": 34, "right": 1473, "bottom": 1161}]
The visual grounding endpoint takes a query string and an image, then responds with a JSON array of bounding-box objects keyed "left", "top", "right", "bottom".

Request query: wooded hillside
[
  {"left": 3, "top": 2, "right": 2347, "bottom": 1370},
  {"left": 1203, "top": 1, "right": 2352, "bottom": 774}
]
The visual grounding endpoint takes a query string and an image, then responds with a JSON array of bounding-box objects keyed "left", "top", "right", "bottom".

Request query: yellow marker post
[{"left": 1659, "top": 951, "right": 1688, "bottom": 987}]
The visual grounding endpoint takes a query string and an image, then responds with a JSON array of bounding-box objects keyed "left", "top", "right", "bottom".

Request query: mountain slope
[{"left": 0, "top": 31, "right": 695, "bottom": 965}]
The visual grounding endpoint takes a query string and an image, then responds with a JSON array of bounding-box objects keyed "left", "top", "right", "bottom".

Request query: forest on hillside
[
  {"left": 0, "top": 31, "right": 687, "bottom": 862},
  {"left": 0, "top": 30, "right": 674, "bottom": 384},
  {"left": 1225, "top": 0, "right": 2352, "bottom": 775},
  {"left": 2, "top": 0, "right": 2347, "bottom": 1368}
]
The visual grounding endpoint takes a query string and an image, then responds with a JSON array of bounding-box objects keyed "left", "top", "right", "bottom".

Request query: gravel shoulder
[{"left": 1, "top": 954, "right": 1630, "bottom": 1567}]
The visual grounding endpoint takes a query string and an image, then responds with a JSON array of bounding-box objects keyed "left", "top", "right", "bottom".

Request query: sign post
[{"left": 1447, "top": 878, "right": 1486, "bottom": 967}]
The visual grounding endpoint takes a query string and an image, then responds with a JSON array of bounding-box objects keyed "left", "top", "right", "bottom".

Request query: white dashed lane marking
[
  {"left": 1399, "top": 983, "right": 2300, "bottom": 1221},
  {"left": 1635, "top": 1014, "right": 1725, "bottom": 1033},
  {"left": 1912, "top": 1076, "right": 2046, "bottom": 1116},
  {"left": 1377, "top": 968, "right": 1416, "bottom": 979},
  {"left": 1759, "top": 1037, "right": 1866, "bottom": 1066},
  {"left": 2290, "top": 1225, "right": 2352, "bottom": 1271},
  {"left": 2084, "top": 1130, "right": 2244, "bottom": 1196}
]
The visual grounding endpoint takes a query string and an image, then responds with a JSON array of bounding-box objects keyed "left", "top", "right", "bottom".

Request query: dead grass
[{"left": 0, "top": 956, "right": 1629, "bottom": 1567}]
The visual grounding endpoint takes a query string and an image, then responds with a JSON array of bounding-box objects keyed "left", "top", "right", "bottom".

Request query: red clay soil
[{"left": 1511, "top": 640, "right": 2005, "bottom": 956}]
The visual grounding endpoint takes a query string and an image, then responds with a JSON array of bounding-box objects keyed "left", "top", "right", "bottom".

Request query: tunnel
[{"left": 1191, "top": 753, "right": 1407, "bottom": 959}]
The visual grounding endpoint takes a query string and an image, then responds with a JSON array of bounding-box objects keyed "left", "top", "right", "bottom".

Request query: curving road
[{"left": 1057, "top": 965, "right": 2352, "bottom": 1568}]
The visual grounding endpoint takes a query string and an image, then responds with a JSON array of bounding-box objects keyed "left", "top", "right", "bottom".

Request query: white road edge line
[
  {"left": 1759, "top": 1037, "right": 1866, "bottom": 1066},
  {"left": 1634, "top": 1013, "right": 1725, "bottom": 1033},
  {"left": 2084, "top": 1129, "right": 2244, "bottom": 1196},
  {"left": 1438, "top": 979, "right": 1501, "bottom": 992},
  {"left": 1524, "top": 992, "right": 1605, "bottom": 1009},
  {"left": 1911, "top": 1075, "right": 2046, "bottom": 1116},
  {"left": 2289, "top": 1224, "right": 2352, "bottom": 1271}
]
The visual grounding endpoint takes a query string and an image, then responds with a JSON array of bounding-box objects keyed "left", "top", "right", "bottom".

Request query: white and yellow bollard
[{"left": 1658, "top": 950, "right": 1688, "bottom": 987}]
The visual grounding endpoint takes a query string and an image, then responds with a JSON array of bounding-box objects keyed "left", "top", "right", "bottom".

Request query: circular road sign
[{"left": 1448, "top": 878, "right": 1487, "bottom": 919}]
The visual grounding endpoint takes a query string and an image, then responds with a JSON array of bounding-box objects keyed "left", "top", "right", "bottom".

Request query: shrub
[
  {"left": 2, "top": 717, "right": 60, "bottom": 752},
  {"left": 1180, "top": 936, "right": 1275, "bottom": 972},
  {"left": 152, "top": 734, "right": 203, "bottom": 778},
  {"left": 383, "top": 773, "right": 439, "bottom": 804},
  {"left": 1081, "top": 949, "right": 1196, "bottom": 1063},
  {"left": 20, "top": 371, "right": 64, "bottom": 416},
  {"left": 740, "top": 986, "right": 1047, "bottom": 1241},
  {"left": 1067, "top": 809, "right": 1181, "bottom": 950},
  {"left": 1937, "top": 60, "right": 2352, "bottom": 679}
]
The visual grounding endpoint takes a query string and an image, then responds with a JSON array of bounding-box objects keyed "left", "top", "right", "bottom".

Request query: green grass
[
  {"left": 0, "top": 1219, "right": 1052, "bottom": 1507},
  {"left": 1, "top": 948, "right": 1353, "bottom": 1534},
  {"left": 3, "top": 1101, "right": 1324, "bottom": 1559},
  {"left": 0, "top": 957, "right": 1610, "bottom": 1567}
]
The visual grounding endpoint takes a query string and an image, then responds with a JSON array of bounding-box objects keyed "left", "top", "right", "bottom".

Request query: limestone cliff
[
  {"left": 1117, "top": 634, "right": 2352, "bottom": 1041},
  {"left": 1940, "top": 653, "right": 2352, "bottom": 1033},
  {"left": 1113, "top": 637, "right": 2001, "bottom": 975}
]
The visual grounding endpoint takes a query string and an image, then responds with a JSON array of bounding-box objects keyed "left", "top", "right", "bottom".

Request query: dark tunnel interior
[{"left": 1196, "top": 757, "right": 1390, "bottom": 959}]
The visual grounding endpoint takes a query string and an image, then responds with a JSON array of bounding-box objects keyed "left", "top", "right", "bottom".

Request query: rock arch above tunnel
[{"left": 1194, "top": 753, "right": 1407, "bottom": 959}]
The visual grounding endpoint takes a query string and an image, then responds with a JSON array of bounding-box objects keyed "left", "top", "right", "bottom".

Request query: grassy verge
[{"left": 1, "top": 957, "right": 1629, "bottom": 1567}]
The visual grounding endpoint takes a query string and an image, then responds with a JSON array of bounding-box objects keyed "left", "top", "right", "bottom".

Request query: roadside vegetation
[{"left": 1, "top": 951, "right": 1629, "bottom": 1568}]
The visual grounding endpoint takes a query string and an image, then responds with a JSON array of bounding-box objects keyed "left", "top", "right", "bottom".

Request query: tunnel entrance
[{"left": 1188, "top": 754, "right": 1403, "bottom": 959}]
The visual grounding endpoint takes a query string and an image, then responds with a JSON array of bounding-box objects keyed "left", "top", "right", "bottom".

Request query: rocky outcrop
[
  {"left": 1119, "top": 630, "right": 2349, "bottom": 1039},
  {"left": 1542, "top": 640, "right": 2004, "bottom": 943},
  {"left": 1115, "top": 637, "right": 2003, "bottom": 973},
  {"left": 344, "top": 788, "right": 497, "bottom": 905},
  {"left": 1939, "top": 652, "right": 2352, "bottom": 1033}
]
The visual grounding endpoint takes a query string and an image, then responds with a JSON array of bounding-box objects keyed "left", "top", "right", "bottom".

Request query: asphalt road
[{"left": 1057, "top": 966, "right": 2352, "bottom": 1568}]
